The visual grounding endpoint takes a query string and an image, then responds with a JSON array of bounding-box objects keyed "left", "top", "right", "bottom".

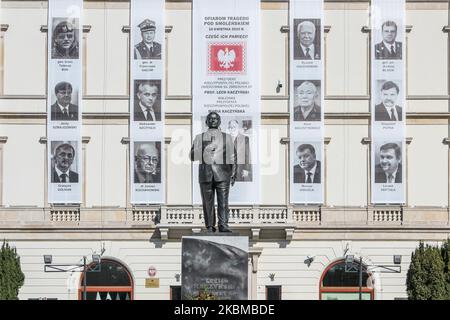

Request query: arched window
[
  {"left": 319, "top": 259, "right": 374, "bottom": 300},
  {"left": 78, "top": 259, "right": 134, "bottom": 300}
]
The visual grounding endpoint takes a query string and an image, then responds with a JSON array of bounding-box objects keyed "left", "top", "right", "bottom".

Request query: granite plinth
[{"left": 181, "top": 235, "right": 248, "bottom": 300}]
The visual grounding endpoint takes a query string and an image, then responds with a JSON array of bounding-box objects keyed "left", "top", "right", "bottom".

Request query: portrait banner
[
  {"left": 371, "top": 0, "right": 406, "bottom": 204},
  {"left": 130, "top": 0, "right": 165, "bottom": 204},
  {"left": 289, "top": 0, "right": 324, "bottom": 204},
  {"left": 47, "top": 0, "right": 83, "bottom": 203},
  {"left": 192, "top": 0, "right": 261, "bottom": 205}
]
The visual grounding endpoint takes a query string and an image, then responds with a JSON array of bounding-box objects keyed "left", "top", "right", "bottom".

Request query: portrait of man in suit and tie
[
  {"left": 134, "top": 19, "right": 161, "bottom": 60},
  {"left": 50, "top": 81, "right": 79, "bottom": 121},
  {"left": 293, "top": 143, "right": 321, "bottom": 184},
  {"left": 134, "top": 142, "right": 161, "bottom": 184},
  {"left": 293, "top": 19, "right": 321, "bottom": 60},
  {"left": 51, "top": 142, "right": 79, "bottom": 183},
  {"left": 133, "top": 80, "right": 161, "bottom": 122},
  {"left": 293, "top": 80, "right": 321, "bottom": 122},
  {"left": 227, "top": 119, "right": 252, "bottom": 182},
  {"left": 375, "top": 142, "right": 402, "bottom": 184},
  {"left": 375, "top": 20, "right": 402, "bottom": 60},
  {"left": 51, "top": 19, "right": 79, "bottom": 59},
  {"left": 375, "top": 80, "right": 402, "bottom": 121}
]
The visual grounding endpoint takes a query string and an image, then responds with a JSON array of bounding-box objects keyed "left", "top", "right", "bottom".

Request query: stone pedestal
[{"left": 181, "top": 235, "right": 248, "bottom": 300}]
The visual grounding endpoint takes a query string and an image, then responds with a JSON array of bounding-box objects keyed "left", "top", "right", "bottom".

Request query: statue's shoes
[
  {"left": 218, "top": 226, "right": 232, "bottom": 233},
  {"left": 206, "top": 227, "right": 216, "bottom": 232}
]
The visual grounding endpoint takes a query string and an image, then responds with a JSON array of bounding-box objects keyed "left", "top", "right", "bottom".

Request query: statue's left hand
[{"left": 231, "top": 176, "right": 236, "bottom": 186}]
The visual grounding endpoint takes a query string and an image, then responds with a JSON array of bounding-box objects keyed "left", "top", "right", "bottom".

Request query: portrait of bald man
[
  {"left": 294, "top": 19, "right": 321, "bottom": 60},
  {"left": 293, "top": 80, "right": 321, "bottom": 122},
  {"left": 134, "top": 142, "right": 161, "bottom": 184}
]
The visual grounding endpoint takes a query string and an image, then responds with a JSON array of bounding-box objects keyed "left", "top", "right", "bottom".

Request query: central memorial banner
[{"left": 192, "top": 0, "right": 260, "bottom": 205}]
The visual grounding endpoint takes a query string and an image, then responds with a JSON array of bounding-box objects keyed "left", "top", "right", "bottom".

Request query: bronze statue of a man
[{"left": 190, "top": 112, "right": 237, "bottom": 232}]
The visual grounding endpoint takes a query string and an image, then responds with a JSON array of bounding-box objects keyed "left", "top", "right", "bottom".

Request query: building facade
[{"left": 0, "top": 0, "right": 449, "bottom": 300}]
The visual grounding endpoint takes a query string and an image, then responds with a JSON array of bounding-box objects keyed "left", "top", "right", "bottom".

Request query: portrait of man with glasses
[{"left": 134, "top": 142, "right": 161, "bottom": 184}]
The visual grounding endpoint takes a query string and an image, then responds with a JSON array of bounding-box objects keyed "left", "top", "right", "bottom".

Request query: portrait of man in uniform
[
  {"left": 50, "top": 81, "right": 79, "bottom": 121},
  {"left": 134, "top": 19, "right": 161, "bottom": 60},
  {"left": 375, "top": 20, "right": 402, "bottom": 60},
  {"left": 51, "top": 19, "right": 79, "bottom": 59},
  {"left": 51, "top": 142, "right": 79, "bottom": 183}
]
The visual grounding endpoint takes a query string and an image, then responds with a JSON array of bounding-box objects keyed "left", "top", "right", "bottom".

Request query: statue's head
[{"left": 205, "top": 112, "right": 221, "bottom": 129}]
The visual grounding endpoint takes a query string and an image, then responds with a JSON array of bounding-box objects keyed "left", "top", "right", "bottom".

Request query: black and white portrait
[
  {"left": 226, "top": 118, "right": 252, "bottom": 182},
  {"left": 375, "top": 20, "right": 402, "bottom": 60},
  {"left": 134, "top": 19, "right": 162, "bottom": 60},
  {"left": 133, "top": 80, "right": 161, "bottom": 122},
  {"left": 374, "top": 80, "right": 402, "bottom": 122},
  {"left": 134, "top": 141, "right": 161, "bottom": 183},
  {"left": 134, "top": 141, "right": 161, "bottom": 184},
  {"left": 51, "top": 141, "right": 79, "bottom": 183},
  {"left": 51, "top": 18, "right": 79, "bottom": 59},
  {"left": 293, "top": 142, "right": 321, "bottom": 184},
  {"left": 293, "top": 19, "right": 321, "bottom": 60},
  {"left": 374, "top": 142, "right": 402, "bottom": 184},
  {"left": 293, "top": 80, "right": 321, "bottom": 122},
  {"left": 50, "top": 81, "right": 79, "bottom": 121},
  {"left": 200, "top": 115, "right": 253, "bottom": 182}
]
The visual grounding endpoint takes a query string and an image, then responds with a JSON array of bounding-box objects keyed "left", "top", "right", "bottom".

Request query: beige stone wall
[
  {"left": 7, "top": 238, "right": 439, "bottom": 300},
  {"left": 0, "top": 1, "right": 449, "bottom": 208}
]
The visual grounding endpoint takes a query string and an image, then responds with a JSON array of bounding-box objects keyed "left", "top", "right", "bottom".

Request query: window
[
  {"left": 319, "top": 259, "right": 374, "bottom": 300},
  {"left": 79, "top": 259, "right": 133, "bottom": 300}
]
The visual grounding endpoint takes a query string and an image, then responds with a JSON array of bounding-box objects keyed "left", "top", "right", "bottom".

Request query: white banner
[
  {"left": 192, "top": 0, "right": 260, "bottom": 205},
  {"left": 130, "top": 0, "right": 165, "bottom": 204},
  {"left": 289, "top": 0, "right": 324, "bottom": 204},
  {"left": 371, "top": 0, "right": 406, "bottom": 204},
  {"left": 47, "top": 0, "right": 83, "bottom": 203}
]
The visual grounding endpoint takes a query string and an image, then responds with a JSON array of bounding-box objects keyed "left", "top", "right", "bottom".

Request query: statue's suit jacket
[{"left": 190, "top": 131, "right": 237, "bottom": 183}]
